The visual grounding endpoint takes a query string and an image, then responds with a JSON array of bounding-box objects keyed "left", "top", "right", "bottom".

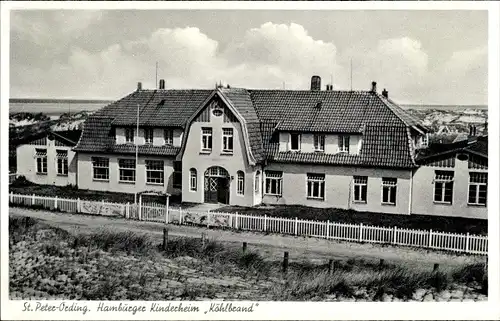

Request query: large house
[{"left": 15, "top": 76, "right": 488, "bottom": 220}]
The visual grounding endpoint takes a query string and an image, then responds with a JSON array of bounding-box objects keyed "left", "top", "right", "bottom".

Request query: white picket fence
[{"left": 8, "top": 192, "right": 488, "bottom": 255}]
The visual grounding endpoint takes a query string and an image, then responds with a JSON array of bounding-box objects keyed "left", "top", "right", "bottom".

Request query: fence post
[
  {"left": 207, "top": 212, "right": 210, "bottom": 228},
  {"left": 138, "top": 197, "right": 142, "bottom": 221},
  {"left": 162, "top": 227, "right": 168, "bottom": 251},
  {"left": 77, "top": 198, "right": 81, "bottom": 213},
  {"left": 465, "top": 232, "right": 470, "bottom": 253},
  {"left": 433, "top": 263, "right": 439, "bottom": 272},
  {"left": 263, "top": 215, "right": 267, "bottom": 232},
  {"left": 32, "top": 194, "right": 35, "bottom": 206},
  {"left": 10, "top": 192, "right": 13, "bottom": 203},
  {"left": 294, "top": 217, "right": 298, "bottom": 236},
  {"left": 393, "top": 226, "right": 397, "bottom": 244},
  {"left": 282, "top": 251, "right": 289, "bottom": 273},
  {"left": 359, "top": 223, "right": 363, "bottom": 242},
  {"left": 54, "top": 196, "right": 58, "bottom": 210},
  {"left": 179, "top": 207, "right": 183, "bottom": 225},
  {"left": 165, "top": 206, "right": 169, "bottom": 225},
  {"left": 326, "top": 220, "right": 329, "bottom": 240},
  {"left": 235, "top": 212, "right": 239, "bottom": 230},
  {"left": 242, "top": 242, "right": 247, "bottom": 253},
  {"left": 428, "top": 229, "right": 433, "bottom": 248}
]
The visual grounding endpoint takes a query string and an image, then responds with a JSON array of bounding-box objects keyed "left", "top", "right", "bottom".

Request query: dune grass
[{"left": 9, "top": 216, "right": 487, "bottom": 301}]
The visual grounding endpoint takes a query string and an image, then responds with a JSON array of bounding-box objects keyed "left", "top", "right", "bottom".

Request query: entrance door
[{"left": 204, "top": 167, "right": 230, "bottom": 204}]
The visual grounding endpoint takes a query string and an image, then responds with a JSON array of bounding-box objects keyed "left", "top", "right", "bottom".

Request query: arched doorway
[{"left": 204, "top": 166, "right": 230, "bottom": 204}]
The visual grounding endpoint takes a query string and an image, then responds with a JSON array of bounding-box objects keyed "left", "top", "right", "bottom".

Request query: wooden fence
[{"left": 8, "top": 192, "right": 488, "bottom": 255}]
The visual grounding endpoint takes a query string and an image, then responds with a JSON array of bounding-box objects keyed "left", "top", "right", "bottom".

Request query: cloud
[{"left": 10, "top": 21, "right": 487, "bottom": 104}]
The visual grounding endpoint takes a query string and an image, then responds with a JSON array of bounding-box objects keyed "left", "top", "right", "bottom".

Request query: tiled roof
[
  {"left": 77, "top": 87, "right": 426, "bottom": 168},
  {"left": 73, "top": 116, "right": 179, "bottom": 156},
  {"left": 95, "top": 89, "right": 213, "bottom": 127}
]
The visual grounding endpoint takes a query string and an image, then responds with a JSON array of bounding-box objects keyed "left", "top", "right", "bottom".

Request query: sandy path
[{"left": 9, "top": 207, "right": 484, "bottom": 270}]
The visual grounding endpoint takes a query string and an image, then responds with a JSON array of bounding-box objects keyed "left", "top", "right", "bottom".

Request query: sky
[{"left": 10, "top": 10, "right": 488, "bottom": 105}]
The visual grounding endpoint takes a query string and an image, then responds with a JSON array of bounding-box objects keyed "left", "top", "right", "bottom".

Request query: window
[
  {"left": 419, "top": 134, "right": 429, "bottom": 148},
  {"left": 339, "top": 135, "right": 350, "bottom": 153},
  {"left": 307, "top": 173, "right": 325, "bottom": 200},
  {"left": 237, "top": 171, "right": 245, "bottom": 195},
  {"left": 35, "top": 149, "right": 47, "bottom": 174},
  {"left": 144, "top": 128, "right": 154, "bottom": 144},
  {"left": 164, "top": 129, "right": 173, "bottom": 145},
  {"left": 190, "top": 168, "right": 197, "bottom": 191},
  {"left": 255, "top": 171, "right": 261, "bottom": 194},
  {"left": 125, "top": 128, "right": 135, "bottom": 143},
  {"left": 118, "top": 159, "right": 136, "bottom": 183},
  {"left": 265, "top": 171, "right": 283, "bottom": 196},
  {"left": 381, "top": 178, "right": 397, "bottom": 205},
  {"left": 222, "top": 128, "right": 234, "bottom": 153},
  {"left": 290, "top": 133, "right": 301, "bottom": 151},
  {"left": 434, "top": 171, "right": 454, "bottom": 204},
  {"left": 468, "top": 173, "right": 487, "bottom": 206},
  {"left": 173, "top": 161, "right": 182, "bottom": 188},
  {"left": 56, "top": 150, "right": 68, "bottom": 176},
  {"left": 91, "top": 157, "right": 109, "bottom": 180},
  {"left": 201, "top": 128, "right": 212, "bottom": 151},
  {"left": 146, "top": 160, "right": 164, "bottom": 184},
  {"left": 353, "top": 176, "right": 368, "bottom": 203},
  {"left": 314, "top": 134, "right": 325, "bottom": 152}
]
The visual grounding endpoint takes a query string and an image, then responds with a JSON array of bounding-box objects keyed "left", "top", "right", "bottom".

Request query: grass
[
  {"left": 9, "top": 216, "right": 488, "bottom": 301},
  {"left": 219, "top": 204, "right": 487, "bottom": 235}
]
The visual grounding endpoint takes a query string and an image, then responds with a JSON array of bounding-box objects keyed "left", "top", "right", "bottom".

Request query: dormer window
[
  {"left": 125, "top": 128, "right": 134, "bottom": 144},
  {"left": 339, "top": 135, "right": 350, "bottom": 153},
  {"left": 164, "top": 129, "right": 173, "bottom": 145},
  {"left": 290, "top": 133, "right": 301, "bottom": 151},
  {"left": 144, "top": 128, "right": 154, "bottom": 144},
  {"left": 314, "top": 134, "right": 325, "bottom": 152}
]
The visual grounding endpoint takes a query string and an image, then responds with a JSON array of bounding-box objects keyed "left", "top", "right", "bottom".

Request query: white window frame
[
  {"left": 237, "top": 171, "right": 245, "bottom": 195},
  {"left": 353, "top": 176, "right": 367, "bottom": 203},
  {"left": 35, "top": 149, "right": 48, "bottom": 174},
  {"left": 222, "top": 128, "right": 234, "bottom": 153},
  {"left": 468, "top": 172, "right": 487, "bottom": 206},
  {"left": 125, "top": 128, "right": 134, "bottom": 144},
  {"left": 381, "top": 177, "right": 397, "bottom": 205},
  {"left": 201, "top": 127, "right": 213, "bottom": 152},
  {"left": 91, "top": 157, "right": 109, "bottom": 181},
  {"left": 314, "top": 134, "right": 325, "bottom": 152},
  {"left": 164, "top": 129, "right": 174, "bottom": 145},
  {"left": 339, "top": 135, "right": 350, "bottom": 153},
  {"left": 307, "top": 173, "right": 325, "bottom": 200},
  {"left": 265, "top": 171, "right": 283, "bottom": 196},
  {"left": 190, "top": 168, "right": 197, "bottom": 191},
  {"left": 290, "top": 133, "right": 301, "bottom": 151},
  {"left": 144, "top": 128, "right": 154, "bottom": 145},
  {"left": 56, "top": 150, "right": 68, "bottom": 176},
  {"left": 145, "top": 160, "right": 164, "bottom": 185},
  {"left": 433, "top": 171, "right": 454, "bottom": 204},
  {"left": 118, "top": 159, "right": 136, "bottom": 183},
  {"left": 255, "top": 171, "right": 261, "bottom": 194}
]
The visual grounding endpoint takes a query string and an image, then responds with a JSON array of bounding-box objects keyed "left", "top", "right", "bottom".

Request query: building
[
  {"left": 15, "top": 130, "right": 81, "bottom": 186},
  {"left": 412, "top": 135, "right": 488, "bottom": 219},
  {"left": 14, "top": 76, "right": 488, "bottom": 220}
]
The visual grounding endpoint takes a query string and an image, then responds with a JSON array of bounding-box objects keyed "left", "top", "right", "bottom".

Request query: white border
[{"left": 1, "top": 1, "right": 499, "bottom": 320}]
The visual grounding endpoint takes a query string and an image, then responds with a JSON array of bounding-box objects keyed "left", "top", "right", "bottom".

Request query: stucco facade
[
  {"left": 77, "top": 152, "right": 178, "bottom": 195},
  {"left": 411, "top": 155, "right": 487, "bottom": 219},
  {"left": 262, "top": 163, "right": 412, "bottom": 214},
  {"left": 16, "top": 137, "right": 77, "bottom": 186},
  {"left": 180, "top": 102, "right": 260, "bottom": 207}
]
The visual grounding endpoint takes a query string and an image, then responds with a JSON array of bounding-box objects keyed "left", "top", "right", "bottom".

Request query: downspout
[{"left": 348, "top": 177, "right": 352, "bottom": 210}]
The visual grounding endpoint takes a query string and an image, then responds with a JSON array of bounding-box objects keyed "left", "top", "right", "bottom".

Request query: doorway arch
[{"left": 204, "top": 166, "right": 230, "bottom": 204}]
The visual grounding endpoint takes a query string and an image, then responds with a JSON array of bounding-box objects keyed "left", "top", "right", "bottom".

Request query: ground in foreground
[{"left": 9, "top": 216, "right": 487, "bottom": 301}]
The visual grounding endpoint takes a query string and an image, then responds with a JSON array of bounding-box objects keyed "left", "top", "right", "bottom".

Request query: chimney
[
  {"left": 382, "top": 88, "right": 388, "bottom": 98},
  {"left": 137, "top": 82, "right": 142, "bottom": 91},
  {"left": 371, "top": 81, "right": 377, "bottom": 93},
  {"left": 159, "top": 79, "right": 165, "bottom": 90},
  {"left": 326, "top": 84, "right": 333, "bottom": 91},
  {"left": 311, "top": 75, "right": 321, "bottom": 91}
]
